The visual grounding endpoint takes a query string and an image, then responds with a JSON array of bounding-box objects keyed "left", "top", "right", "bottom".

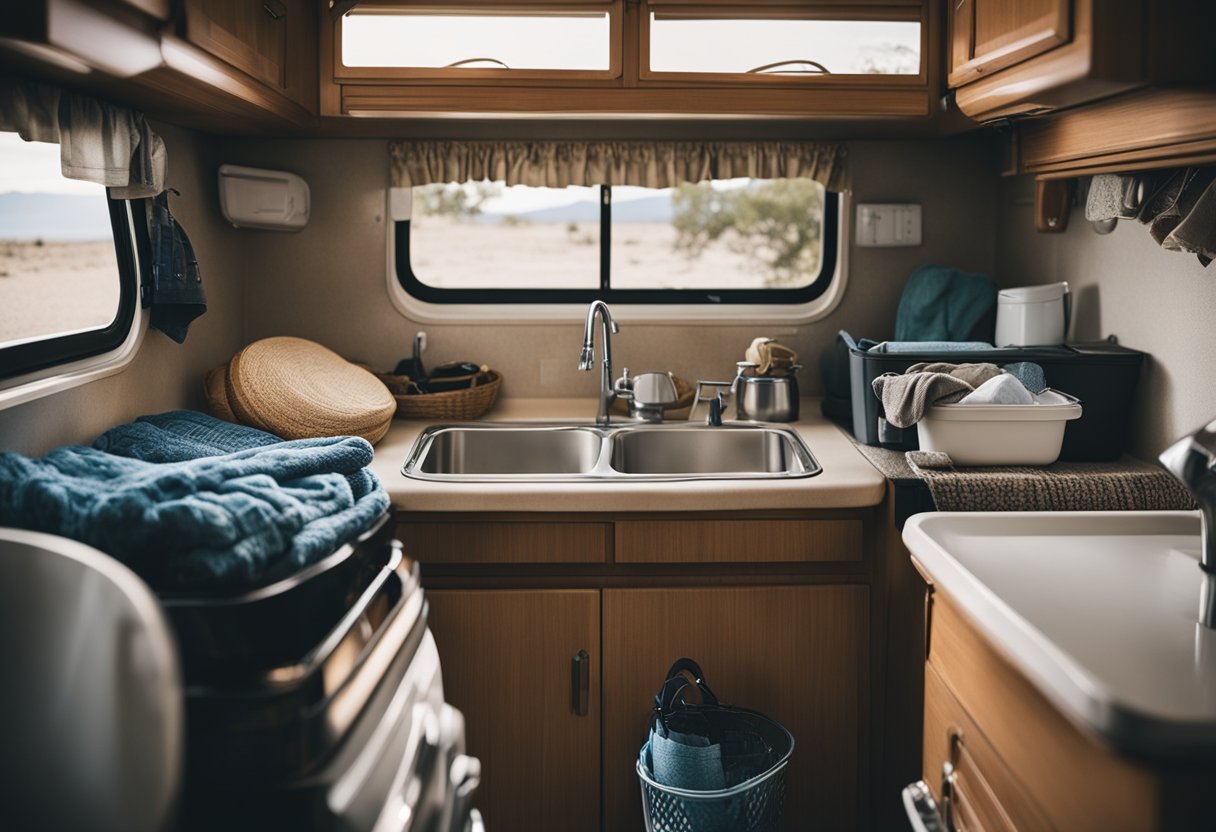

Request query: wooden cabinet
[
  {"left": 181, "top": 0, "right": 315, "bottom": 109},
  {"left": 426, "top": 589, "right": 601, "bottom": 832},
  {"left": 948, "top": 0, "right": 1070, "bottom": 87},
  {"left": 603, "top": 585, "right": 869, "bottom": 832},
  {"left": 920, "top": 590, "right": 1216, "bottom": 830},
  {"left": 404, "top": 508, "right": 899, "bottom": 831},
  {"left": 947, "top": 0, "right": 1216, "bottom": 122}
]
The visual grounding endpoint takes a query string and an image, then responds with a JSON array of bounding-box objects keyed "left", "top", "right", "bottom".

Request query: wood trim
[
  {"left": 928, "top": 593, "right": 1157, "bottom": 830},
  {"left": 1019, "top": 88, "right": 1216, "bottom": 175},
  {"left": 340, "top": 83, "right": 932, "bottom": 116},
  {"left": 398, "top": 520, "right": 609, "bottom": 564},
  {"left": 1034, "top": 177, "right": 1071, "bottom": 233},
  {"left": 615, "top": 518, "right": 863, "bottom": 563}
]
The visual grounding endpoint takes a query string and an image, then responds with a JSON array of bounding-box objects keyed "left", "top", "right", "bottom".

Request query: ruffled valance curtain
[
  {"left": 0, "top": 80, "right": 165, "bottom": 199},
  {"left": 389, "top": 140, "right": 850, "bottom": 192}
]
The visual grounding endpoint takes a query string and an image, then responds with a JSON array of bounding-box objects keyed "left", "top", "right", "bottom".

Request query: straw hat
[
  {"left": 225, "top": 337, "right": 396, "bottom": 444},
  {"left": 202, "top": 364, "right": 237, "bottom": 422}
]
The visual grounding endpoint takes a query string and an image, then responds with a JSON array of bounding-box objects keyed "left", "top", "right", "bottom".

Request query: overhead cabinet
[
  {"left": 947, "top": 0, "right": 1216, "bottom": 122},
  {"left": 323, "top": 0, "right": 940, "bottom": 118}
]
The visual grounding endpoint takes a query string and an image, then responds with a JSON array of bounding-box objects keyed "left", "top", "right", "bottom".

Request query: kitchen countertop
[{"left": 370, "top": 397, "right": 887, "bottom": 513}]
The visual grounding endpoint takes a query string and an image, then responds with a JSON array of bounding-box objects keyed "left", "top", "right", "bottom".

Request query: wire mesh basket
[
  {"left": 636, "top": 658, "right": 794, "bottom": 832},
  {"left": 637, "top": 739, "right": 791, "bottom": 832}
]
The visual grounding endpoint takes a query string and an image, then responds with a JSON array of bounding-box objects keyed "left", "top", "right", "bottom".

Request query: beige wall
[
  {"left": 219, "top": 135, "right": 1000, "bottom": 398},
  {"left": 0, "top": 123, "right": 244, "bottom": 455},
  {"left": 997, "top": 175, "right": 1216, "bottom": 458}
]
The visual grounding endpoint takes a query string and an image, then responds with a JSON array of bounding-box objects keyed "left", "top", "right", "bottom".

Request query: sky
[
  {"left": 452, "top": 178, "right": 759, "bottom": 215},
  {"left": 0, "top": 131, "right": 99, "bottom": 195}
]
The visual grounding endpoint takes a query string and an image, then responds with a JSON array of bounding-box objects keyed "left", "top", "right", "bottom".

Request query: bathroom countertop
[{"left": 370, "top": 397, "right": 888, "bottom": 513}]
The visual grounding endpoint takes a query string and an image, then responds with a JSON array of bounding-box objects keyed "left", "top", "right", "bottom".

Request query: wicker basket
[{"left": 377, "top": 369, "right": 502, "bottom": 421}]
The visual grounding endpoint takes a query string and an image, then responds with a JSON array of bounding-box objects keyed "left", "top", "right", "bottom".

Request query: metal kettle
[{"left": 732, "top": 361, "right": 801, "bottom": 423}]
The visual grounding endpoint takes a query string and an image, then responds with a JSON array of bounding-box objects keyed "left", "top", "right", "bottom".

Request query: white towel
[{"left": 958, "top": 373, "right": 1033, "bottom": 405}]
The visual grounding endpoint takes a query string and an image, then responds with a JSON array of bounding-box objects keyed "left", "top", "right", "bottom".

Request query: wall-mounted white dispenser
[{"left": 218, "top": 164, "right": 309, "bottom": 231}]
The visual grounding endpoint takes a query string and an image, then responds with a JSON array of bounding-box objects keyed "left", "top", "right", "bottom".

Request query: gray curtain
[
  {"left": 390, "top": 140, "right": 850, "bottom": 192},
  {"left": 0, "top": 80, "right": 165, "bottom": 199}
]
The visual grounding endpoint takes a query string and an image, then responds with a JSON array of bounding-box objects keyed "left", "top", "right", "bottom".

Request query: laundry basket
[{"left": 636, "top": 659, "right": 794, "bottom": 832}]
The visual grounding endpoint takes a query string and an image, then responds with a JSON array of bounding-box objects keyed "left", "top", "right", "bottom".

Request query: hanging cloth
[
  {"left": 389, "top": 140, "right": 849, "bottom": 192},
  {"left": 0, "top": 80, "right": 165, "bottom": 198},
  {"left": 148, "top": 190, "right": 206, "bottom": 343}
]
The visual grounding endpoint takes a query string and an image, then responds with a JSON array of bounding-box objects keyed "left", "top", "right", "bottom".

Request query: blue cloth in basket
[{"left": 0, "top": 411, "right": 388, "bottom": 590}]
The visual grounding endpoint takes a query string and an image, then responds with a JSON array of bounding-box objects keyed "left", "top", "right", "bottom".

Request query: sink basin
[
  {"left": 402, "top": 422, "right": 821, "bottom": 482},
  {"left": 413, "top": 426, "right": 602, "bottom": 476},
  {"left": 609, "top": 424, "right": 816, "bottom": 476},
  {"left": 903, "top": 511, "right": 1216, "bottom": 757}
]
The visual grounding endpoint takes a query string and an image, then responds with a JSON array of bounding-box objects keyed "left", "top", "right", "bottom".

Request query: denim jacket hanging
[{"left": 148, "top": 190, "right": 205, "bottom": 343}]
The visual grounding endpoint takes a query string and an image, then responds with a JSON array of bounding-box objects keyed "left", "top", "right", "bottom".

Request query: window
[
  {"left": 0, "top": 132, "right": 140, "bottom": 381},
  {"left": 337, "top": 5, "right": 619, "bottom": 79},
  {"left": 644, "top": 9, "right": 923, "bottom": 80},
  {"left": 396, "top": 178, "right": 839, "bottom": 305}
]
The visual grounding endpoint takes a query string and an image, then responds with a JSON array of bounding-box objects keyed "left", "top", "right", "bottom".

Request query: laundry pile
[
  {"left": 872, "top": 361, "right": 1049, "bottom": 429},
  {"left": 0, "top": 411, "right": 388, "bottom": 590}
]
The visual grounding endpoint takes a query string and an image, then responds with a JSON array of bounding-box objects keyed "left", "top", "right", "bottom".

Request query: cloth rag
[
  {"left": 959, "top": 373, "right": 1033, "bottom": 405},
  {"left": 872, "top": 362, "right": 1002, "bottom": 428},
  {"left": 894, "top": 265, "right": 997, "bottom": 343},
  {"left": 0, "top": 411, "right": 388, "bottom": 591}
]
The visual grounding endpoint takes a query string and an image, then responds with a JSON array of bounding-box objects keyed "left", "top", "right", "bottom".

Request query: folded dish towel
[
  {"left": 872, "top": 362, "right": 1003, "bottom": 428},
  {"left": 0, "top": 411, "right": 388, "bottom": 591},
  {"left": 959, "top": 374, "right": 1033, "bottom": 405}
]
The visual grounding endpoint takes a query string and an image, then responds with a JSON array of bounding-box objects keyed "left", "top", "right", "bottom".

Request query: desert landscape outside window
[
  {"left": 400, "top": 177, "right": 836, "bottom": 303},
  {"left": 0, "top": 131, "right": 123, "bottom": 350}
]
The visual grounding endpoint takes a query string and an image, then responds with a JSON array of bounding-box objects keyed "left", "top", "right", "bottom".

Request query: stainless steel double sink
[{"left": 402, "top": 422, "right": 822, "bottom": 482}]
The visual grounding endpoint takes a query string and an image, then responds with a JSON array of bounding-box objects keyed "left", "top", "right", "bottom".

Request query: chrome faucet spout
[
  {"left": 1161, "top": 419, "right": 1216, "bottom": 628},
  {"left": 576, "top": 301, "right": 619, "bottom": 426}
]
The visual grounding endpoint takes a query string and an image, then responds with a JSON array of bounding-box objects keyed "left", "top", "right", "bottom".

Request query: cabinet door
[
  {"left": 603, "top": 585, "right": 869, "bottom": 832},
  {"left": 949, "top": 0, "right": 1071, "bottom": 87},
  {"left": 183, "top": 0, "right": 289, "bottom": 90},
  {"left": 427, "top": 590, "right": 600, "bottom": 832}
]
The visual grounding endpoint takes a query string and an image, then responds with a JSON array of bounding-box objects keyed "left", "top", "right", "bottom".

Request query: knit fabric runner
[{"left": 905, "top": 451, "right": 1197, "bottom": 512}]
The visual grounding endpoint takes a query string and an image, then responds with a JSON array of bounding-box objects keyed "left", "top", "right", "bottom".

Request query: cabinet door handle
[
  {"left": 571, "top": 649, "right": 589, "bottom": 716},
  {"left": 263, "top": 1, "right": 287, "bottom": 20}
]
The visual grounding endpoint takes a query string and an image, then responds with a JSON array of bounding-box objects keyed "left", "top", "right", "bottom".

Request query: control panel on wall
[{"left": 856, "top": 204, "right": 922, "bottom": 247}]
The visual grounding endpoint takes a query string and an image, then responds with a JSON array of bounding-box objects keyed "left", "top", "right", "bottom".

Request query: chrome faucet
[
  {"left": 577, "top": 300, "right": 619, "bottom": 426},
  {"left": 1160, "top": 419, "right": 1216, "bottom": 628}
]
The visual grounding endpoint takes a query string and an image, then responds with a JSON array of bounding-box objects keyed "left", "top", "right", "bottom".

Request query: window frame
[
  {"left": 392, "top": 183, "right": 842, "bottom": 314},
  {"left": 0, "top": 191, "right": 145, "bottom": 384},
  {"left": 334, "top": 1, "right": 624, "bottom": 83}
]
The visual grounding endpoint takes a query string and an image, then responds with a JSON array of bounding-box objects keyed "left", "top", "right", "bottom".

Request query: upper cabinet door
[
  {"left": 948, "top": 0, "right": 1071, "bottom": 87},
  {"left": 183, "top": 0, "right": 289, "bottom": 90}
]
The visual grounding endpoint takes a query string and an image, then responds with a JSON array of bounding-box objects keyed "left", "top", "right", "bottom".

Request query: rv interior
[{"left": 2, "top": 2, "right": 1216, "bottom": 831}]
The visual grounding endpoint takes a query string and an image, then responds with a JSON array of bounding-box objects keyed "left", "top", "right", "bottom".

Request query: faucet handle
[{"left": 707, "top": 391, "right": 728, "bottom": 427}]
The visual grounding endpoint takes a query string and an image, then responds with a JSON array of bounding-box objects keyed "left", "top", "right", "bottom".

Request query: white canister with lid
[{"left": 994, "top": 282, "right": 1071, "bottom": 346}]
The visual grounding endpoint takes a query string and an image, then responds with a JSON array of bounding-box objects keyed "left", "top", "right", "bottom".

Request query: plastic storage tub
[
  {"left": 916, "top": 391, "right": 1083, "bottom": 465},
  {"left": 843, "top": 335, "right": 1144, "bottom": 461}
]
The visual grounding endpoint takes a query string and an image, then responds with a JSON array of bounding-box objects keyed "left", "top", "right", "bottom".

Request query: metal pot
[{"left": 732, "top": 362, "right": 801, "bottom": 422}]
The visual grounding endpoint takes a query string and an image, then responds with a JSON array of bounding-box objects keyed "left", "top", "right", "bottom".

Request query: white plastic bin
[{"left": 916, "top": 390, "right": 1083, "bottom": 466}]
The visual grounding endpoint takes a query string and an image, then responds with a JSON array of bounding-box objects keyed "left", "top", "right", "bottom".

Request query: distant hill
[
  {"left": 480, "top": 194, "right": 674, "bottom": 224},
  {"left": 0, "top": 192, "right": 114, "bottom": 241}
]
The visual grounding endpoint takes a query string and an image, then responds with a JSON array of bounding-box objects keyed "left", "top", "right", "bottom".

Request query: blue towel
[
  {"left": 1002, "top": 361, "right": 1047, "bottom": 394},
  {"left": 869, "top": 341, "right": 995, "bottom": 354},
  {"left": 0, "top": 411, "right": 389, "bottom": 590},
  {"left": 895, "top": 265, "right": 997, "bottom": 343}
]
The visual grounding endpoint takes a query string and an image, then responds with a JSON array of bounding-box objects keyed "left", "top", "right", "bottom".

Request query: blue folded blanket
[{"left": 0, "top": 411, "right": 389, "bottom": 590}]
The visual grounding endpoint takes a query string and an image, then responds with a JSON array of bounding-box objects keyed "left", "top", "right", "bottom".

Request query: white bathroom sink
[{"left": 903, "top": 511, "right": 1216, "bottom": 757}]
